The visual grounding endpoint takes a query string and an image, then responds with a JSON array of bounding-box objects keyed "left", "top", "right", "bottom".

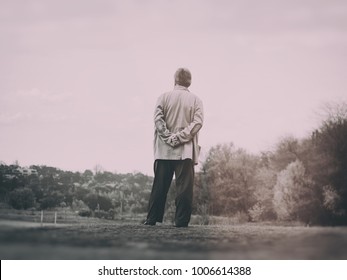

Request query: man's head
[{"left": 174, "top": 68, "right": 192, "bottom": 88}]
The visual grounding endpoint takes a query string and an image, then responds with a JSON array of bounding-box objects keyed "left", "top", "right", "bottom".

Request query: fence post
[
  {"left": 41, "top": 210, "right": 43, "bottom": 227},
  {"left": 54, "top": 211, "right": 57, "bottom": 226}
]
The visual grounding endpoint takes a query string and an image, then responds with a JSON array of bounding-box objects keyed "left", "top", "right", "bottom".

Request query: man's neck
[{"left": 174, "top": 84, "right": 189, "bottom": 91}]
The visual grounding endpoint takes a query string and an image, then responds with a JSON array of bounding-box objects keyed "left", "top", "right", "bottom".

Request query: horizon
[{"left": 0, "top": 117, "right": 334, "bottom": 176}]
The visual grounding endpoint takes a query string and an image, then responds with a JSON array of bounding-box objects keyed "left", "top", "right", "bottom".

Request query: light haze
[{"left": 1, "top": 0, "right": 346, "bottom": 175}]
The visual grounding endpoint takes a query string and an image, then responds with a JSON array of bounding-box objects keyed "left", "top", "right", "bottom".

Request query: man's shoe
[
  {"left": 143, "top": 220, "right": 156, "bottom": 226},
  {"left": 173, "top": 224, "right": 188, "bottom": 228}
]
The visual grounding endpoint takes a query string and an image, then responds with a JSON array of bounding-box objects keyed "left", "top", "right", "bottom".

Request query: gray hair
[{"left": 174, "top": 68, "right": 192, "bottom": 87}]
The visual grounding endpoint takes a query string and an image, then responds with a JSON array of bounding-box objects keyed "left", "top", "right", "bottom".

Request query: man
[{"left": 144, "top": 68, "right": 204, "bottom": 227}]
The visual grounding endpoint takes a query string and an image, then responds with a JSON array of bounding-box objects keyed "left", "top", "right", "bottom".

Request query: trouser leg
[
  {"left": 146, "top": 160, "right": 174, "bottom": 223},
  {"left": 174, "top": 159, "right": 194, "bottom": 226}
]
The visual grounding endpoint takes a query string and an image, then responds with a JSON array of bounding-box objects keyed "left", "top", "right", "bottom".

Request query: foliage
[
  {"left": 203, "top": 143, "right": 258, "bottom": 217},
  {"left": 40, "top": 194, "right": 63, "bottom": 210},
  {"left": 273, "top": 160, "right": 319, "bottom": 224},
  {"left": 94, "top": 210, "right": 115, "bottom": 220},
  {"left": 312, "top": 102, "right": 347, "bottom": 224},
  {"left": 83, "top": 194, "right": 113, "bottom": 212},
  {"left": 192, "top": 172, "right": 210, "bottom": 224},
  {"left": 270, "top": 136, "right": 300, "bottom": 171},
  {"left": 322, "top": 185, "right": 342, "bottom": 215},
  {"left": 248, "top": 167, "right": 277, "bottom": 221},
  {"left": 8, "top": 187, "right": 36, "bottom": 210},
  {"left": 78, "top": 209, "right": 92, "bottom": 217},
  {"left": 0, "top": 164, "right": 153, "bottom": 218}
]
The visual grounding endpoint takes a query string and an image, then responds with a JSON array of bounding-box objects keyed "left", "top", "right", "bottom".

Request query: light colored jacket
[{"left": 153, "top": 85, "right": 204, "bottom": 164}]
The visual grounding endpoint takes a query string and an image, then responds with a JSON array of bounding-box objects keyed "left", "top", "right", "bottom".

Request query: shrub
[
  {"left": 8, "top": 188, "right": 35, "bottom": 210},
  {"left": 78, "top": 209, "right": 92, "bottom": 217},
  {"left": 94, "top": 210, "right": 113, "bottom": 219}
]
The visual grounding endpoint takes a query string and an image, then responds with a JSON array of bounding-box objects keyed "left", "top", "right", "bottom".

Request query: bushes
[
  {"left": 94, "top": 210, "right": 115, "bottom": 220},
  {"left": 82, "top": 194, "right": 113, "bottom": 211},
  {"left": 78, "top": 209, "right": 92, "bottom": 217},
  {"left": 273, "top": 160, "right": 319, "bottom": 224},
  {"left": 40, "top": 192, "right": 64, "bottom": 210},
  {"left": 8, "top": 188, "right": 35, "bottom": 210},
  {"left": 77, "top": 209, "right": 115, "bottom": 220}
]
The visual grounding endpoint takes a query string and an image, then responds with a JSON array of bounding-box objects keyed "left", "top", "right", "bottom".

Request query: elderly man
[{"left": 144, "top": 68, "right": 204, "bottom": 227}]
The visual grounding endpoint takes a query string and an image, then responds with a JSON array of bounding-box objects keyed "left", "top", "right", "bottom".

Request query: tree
[
  {"left": 203, "top": 143, "right": 258, "bottom": 216},
  {"left": 273, "top": 160, "right": 319, "bottom": 224},
  {"left": 40, "top": 191, "right": 64, "bottom": 209},
  {"left": 248, "top": 167, "right": 277, "bottom": 221},
  {"left": 97, "top": 195, "right": 113, "bottom": 211},
  {"left": 192, "top": 171, "right": 210, "bottom": 224},
  {"left": 83, "top": 169, "right": 94, "bottom": 180},
  {"left": 83, "top": 193, "right": 113, "bottom": 212},
  {"left": 0, "top": 174, "right": 20, "bottom": 201},
  {"left": 270, "top": 136, "right": 300, "bottom": 172},
  {"left": 8, "top": 188, "right": 35, "bottom": 210},
  {"left": 94, "top": 171, "right": 115, "bottom": 184},
  {"left": 93, "top": 164, "right": 104, "bottom": 175},
  {"left": 311, "top": 101, "right": 347, "bottom": 224},
  {"left": 83, "top": 193, "right": 98, "bottom": 211}
]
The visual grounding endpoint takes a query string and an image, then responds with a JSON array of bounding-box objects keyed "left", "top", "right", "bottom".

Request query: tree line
[
  {"left": 193, "top": 102, "right": 347, "bottom": 225},
  {"left": 0, "top": 165, "right": 153, "bottom": 219},
  {"left": 1, "top": 102, "right": 346, "bottom": 225}
]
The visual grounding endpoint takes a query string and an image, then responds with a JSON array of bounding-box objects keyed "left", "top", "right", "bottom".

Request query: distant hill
[{"left": 0, "top": 163, "right": 154, "bottom": 218}]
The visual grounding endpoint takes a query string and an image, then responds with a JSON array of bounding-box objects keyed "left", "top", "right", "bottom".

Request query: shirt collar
[{"left": 174, "top": 85, "right": 190, "bottom": 91}]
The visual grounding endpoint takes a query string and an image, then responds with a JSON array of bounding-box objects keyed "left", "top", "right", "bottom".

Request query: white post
[
  {"left": 41, "top": 210, "right": 43, "bottom": 227},
  {"left": 54, "top": 212, "right": 57, "bottom": 225}
]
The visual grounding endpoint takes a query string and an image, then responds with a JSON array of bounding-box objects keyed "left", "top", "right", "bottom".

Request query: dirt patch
[{"left": 1, "top": 221, "right": 347, "bottom": 259}]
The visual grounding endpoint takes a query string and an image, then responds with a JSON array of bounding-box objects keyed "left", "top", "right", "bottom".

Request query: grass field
[{"left": 1, "top": 216, "right": 347, "bottom": 260}]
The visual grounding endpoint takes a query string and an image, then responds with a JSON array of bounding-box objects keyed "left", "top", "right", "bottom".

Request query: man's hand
[{"left": 167, "top": 134, "right": 180, "bottom": 147}]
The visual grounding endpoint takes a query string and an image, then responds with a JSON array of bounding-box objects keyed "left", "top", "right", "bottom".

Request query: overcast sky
[{"left": 1, "top": 0, "right": 346, "bottom": 175}]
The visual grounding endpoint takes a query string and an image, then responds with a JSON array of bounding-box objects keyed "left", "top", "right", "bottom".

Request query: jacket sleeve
[
  {"left": 176, "top": 98, "right": 204, "bottom": 144},
  {"left": 154, "top": 95, "right": 179, "bottom": 147}
]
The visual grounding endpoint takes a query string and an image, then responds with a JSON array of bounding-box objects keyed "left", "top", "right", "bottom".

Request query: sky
[{"left": 1, "top": 0, "right": 346, "bottom": 175}]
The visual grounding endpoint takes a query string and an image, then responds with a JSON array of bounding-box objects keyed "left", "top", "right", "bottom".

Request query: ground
[{"left": 1, "top": 219, "right": 347, "bottom": 260}]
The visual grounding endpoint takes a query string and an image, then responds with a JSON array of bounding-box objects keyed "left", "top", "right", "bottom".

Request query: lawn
[{"left": 1, "top": 219, "right": 347, "bottom": 260}]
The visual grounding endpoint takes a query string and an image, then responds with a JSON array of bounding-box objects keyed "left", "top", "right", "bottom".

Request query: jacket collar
[{"left": 174, "top": 85, "right": 190, "bottom": 91}]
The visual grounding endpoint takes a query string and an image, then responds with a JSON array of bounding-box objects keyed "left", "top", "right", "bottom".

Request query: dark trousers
[{"left": 146, "top": 159, "right": 194, "bottom": 226}]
